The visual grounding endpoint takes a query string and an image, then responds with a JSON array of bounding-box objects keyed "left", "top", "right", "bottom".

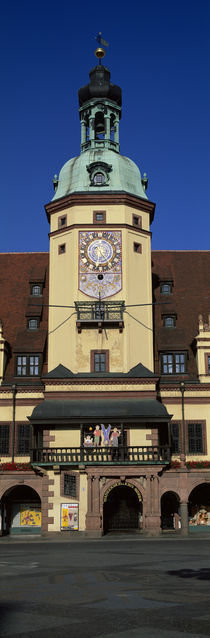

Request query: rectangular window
[
  {"left": 64, "top": 474, "right": 77, "bottom": 498},
  {"left": 29, "top": 356, "right": 39, "bottom": 376},
  {"left": 17, "top": 356, "right": 27, "bottom": 376},
  {"left": 133, "top": 242, "right": 142, "bottom": 254},
  {"left": 161, "top": 353, "right": 186, "bottom": 374},
  {"left": 16, "top": 355, "right": 40, "bottom": 376},
  {"left": 188, "top": 423, "right": 203, "bottom": 454},
  {"left": 171, "top": 423, "right": 180, "bottom": 454},
  {"left": 132, "top": 214, "right": 142, "bottom": 228},
  {"left": 94, "top": 352, "right": 106, "bottom": 372},
  {"left": 17, "top": 424, "right": 31, "bottom": 455},
  {"left": 93, "top": 210, "right": 106, "bottom": 223},
  {"left": 58, "top": 215, "right": 67, "bottom": 228},
  {"left": 91, "top": 350, "right": 109, "bottom": 373},
  {"left": 160, "top": 282, "right": 172, "bottom": 294},
  {"left": 58, "top": 244, "right": 66, "bottom": 254},
  {"left": 0, "top": 425, "right": 10, "bottom": 455}
]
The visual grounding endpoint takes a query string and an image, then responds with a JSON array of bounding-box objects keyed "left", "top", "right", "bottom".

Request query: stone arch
[
  {"left": 100, "top": 478, "right": 144, "bottom": 508},
  {"left": 0, "top": 482, "right": 42, "bottom": 536},
  {"left": 0, "top": 478, "right": 42, "bottom": 502},
  {"left": 102, "top": 479, "right": 143, "bottom": 534},
  {"left": 187, "top": 478, "right": 210, "bottom": 499}
]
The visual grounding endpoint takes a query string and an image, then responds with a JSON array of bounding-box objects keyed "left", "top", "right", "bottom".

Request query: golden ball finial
[{"left": 95, "top": 46, "right": 106, "bottom": 61}]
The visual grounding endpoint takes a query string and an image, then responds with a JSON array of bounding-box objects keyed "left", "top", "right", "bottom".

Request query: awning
[{"left": 29, "top": 398, "right": 171, "bottom": 424}]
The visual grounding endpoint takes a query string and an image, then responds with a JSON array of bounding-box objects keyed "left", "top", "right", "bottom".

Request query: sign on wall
[
  {"left": 61, "top": 503, "right": 79, "bottom": 531},
  {"left": 20, "top": 504, "right": 41, "bottom": 527}
]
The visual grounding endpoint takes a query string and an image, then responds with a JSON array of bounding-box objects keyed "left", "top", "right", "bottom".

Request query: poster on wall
[
  {"left": 61, "top": 503, "right": 79, "bottom": 531},
  {"left": 20, "top": 503, "right": 41, "bottom": 527},
  {"left": 189, "top": 506, "right": 210, "bottom": 526}
]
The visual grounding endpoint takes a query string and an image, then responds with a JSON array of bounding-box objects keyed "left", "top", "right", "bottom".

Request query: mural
[
  {"left": 61, "top": 503, "right": 79, "bottom": 531},
  {"left": 189, "top": 506, "right": 210, "bottom": 526},
  {"left": 79, "top": 231, "right": 122, "bottom": 299},
  {"left": 20, "top": 503, "right": 41, "bottom": 527}
]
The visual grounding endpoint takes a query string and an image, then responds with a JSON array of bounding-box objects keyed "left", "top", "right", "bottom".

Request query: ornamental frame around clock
[{"left": 78, "top": 230, "right": 122, "bottom": 299}]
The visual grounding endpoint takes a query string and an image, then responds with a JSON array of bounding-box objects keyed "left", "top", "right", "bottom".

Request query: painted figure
[
  {"left": 94, "top": 425, "right": 101, "bottom": 446},
  {"left": 101, "top": 423, "right": 111, "bottom": 446},
  {"left": 111, "top": 427, "right": 121, "bottom": 447},
  {"left": 84, "top": 434, "right": 93, "bottom": 447}
]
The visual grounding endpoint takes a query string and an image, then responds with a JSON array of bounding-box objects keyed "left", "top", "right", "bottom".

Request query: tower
[{"left": 45, "top": 47, "right": 156, "bottom": 375}]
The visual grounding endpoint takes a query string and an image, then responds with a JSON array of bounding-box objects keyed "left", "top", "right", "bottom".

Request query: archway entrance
[
  {"left": 189, "top": 483, "right": 210, "bottom": 528},
  {"left": 103, "top": 484, "right": 142, "bottom": 533},
  {"left": 161, "top": 491, "right": 180, "bottom": 530},
  {"left": 1, "top": 485, "right": 41, "bottom": 535}
]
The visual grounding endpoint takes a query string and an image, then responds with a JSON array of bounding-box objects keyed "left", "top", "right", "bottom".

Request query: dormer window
[
  {"left": 163, "top": 316, "right": 176, "bottom": 328},
  {"left": 87, "top": 161, "right": 112, "bottom": 187},
  {"left": 93, "top": 172, "right": 105, "bottom": 185},
  {"left": 31, "top": 284, "right": 42, "bottom": 296},
  {"left": 16, "top": 355, "right": 40, "bottom": 376},
  {"left": 160, "top": 282, "right": 172, "bottom": 295},
  {"left": 28, "top": 318, "right": 39, "bottom": 330}
]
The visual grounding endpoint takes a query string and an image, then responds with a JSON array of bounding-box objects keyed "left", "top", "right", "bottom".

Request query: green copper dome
[
  {"left": 52, "top": 149, "right": 148, "bottom": 201},
  {"left": 52, "top": 62, "right": 148, "bottom": 202}
]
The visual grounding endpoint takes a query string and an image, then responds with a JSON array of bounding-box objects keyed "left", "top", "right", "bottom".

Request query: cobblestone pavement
[{"left": 0, "top": 536, "right": 210, "bottom": 637}]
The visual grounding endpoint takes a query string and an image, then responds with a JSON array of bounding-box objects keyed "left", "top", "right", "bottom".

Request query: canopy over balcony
[{"left": 29, "top": 398, "right": 171, "bottom": 425}]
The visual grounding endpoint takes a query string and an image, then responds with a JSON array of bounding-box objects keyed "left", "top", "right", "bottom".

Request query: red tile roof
[
  {"left": 0, "top": 253, "right": 49, "bottom": 382},
  {"left": 152, "top": 251, "right": 210, "bottom": 379},
  {"left": 0, "top": 249, "right": 209, "bottom": 384}
]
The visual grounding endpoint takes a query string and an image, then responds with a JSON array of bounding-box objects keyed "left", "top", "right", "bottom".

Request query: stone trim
[
  {"left": 49, "top": 223, "right": 151, "bottom": 239},
  {"left": 45, "top": 192, "right": 155, "bottom": 221}
]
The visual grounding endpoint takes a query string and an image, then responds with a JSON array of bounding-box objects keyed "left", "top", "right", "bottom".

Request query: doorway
[{"left": 103, "top": 485, "right": 142, "bottom": 533}]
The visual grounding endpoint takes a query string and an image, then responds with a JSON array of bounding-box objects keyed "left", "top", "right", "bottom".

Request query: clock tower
[{"left": 45, "top": 48, "right": 156, "bottom": 375}]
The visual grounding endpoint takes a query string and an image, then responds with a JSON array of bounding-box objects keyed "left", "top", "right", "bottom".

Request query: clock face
[
  {"left": 79, "top": 231, "right": 122, "bottom": 299},
  {"left": 87, "top": 239, "right": 113, "bottom": 265}
]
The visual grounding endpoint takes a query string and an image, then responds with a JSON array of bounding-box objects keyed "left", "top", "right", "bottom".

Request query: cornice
[
  {"left": 43, "top": 377, "right": 159, "bottom": 386},
  {"left": 49, "top": 222, "right": 151, "bottom": 239},
  {"left": 45, "top": 192, "right": 156, "bottom": 222}
]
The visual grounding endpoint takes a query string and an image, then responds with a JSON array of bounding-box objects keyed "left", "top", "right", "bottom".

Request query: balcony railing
[
  {"left": 75, "top": 301, "right": 125, "bottom": 333},
  {"left": 31, "top": 445, "right": 171, "bottom": 465}
]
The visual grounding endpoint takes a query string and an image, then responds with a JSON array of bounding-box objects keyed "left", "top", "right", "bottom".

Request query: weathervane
[{"left": 94, "top": 32, "right": 109, "bottom": 64}]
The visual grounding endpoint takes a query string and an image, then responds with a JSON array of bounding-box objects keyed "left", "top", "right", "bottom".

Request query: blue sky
[{"left": 1, "top": 0, "right": 209, "bottom": 252}]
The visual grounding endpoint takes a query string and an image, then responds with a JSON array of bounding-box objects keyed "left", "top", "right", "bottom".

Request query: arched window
[
  {"left": 31, "top": 285, "right": 41, "bottom": 296},
  {"left": 93, "top": 172, "right": 105, "bottom": 185}
]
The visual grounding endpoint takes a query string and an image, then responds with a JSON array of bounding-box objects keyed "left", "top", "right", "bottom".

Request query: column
[
  {"left": 104, "top": 115, "right": 110, "bottom": 142},
  {"left": 180, "top": 501, "right": 189, "bottom": 536},
  {"left": 85, "top": 474, "right": 102, "bottom": 535},
  {"left": 114, "top": 117, "right": 119, "bottom": 149},
  {"left": 81, "top": 119, "right": 86, "bottom": 147},
  {"left": 144, "top": 475, "right": 161, "bottom": 536},
  {"left": 89, "top": 117, "right": 95, "bottom": 144}
]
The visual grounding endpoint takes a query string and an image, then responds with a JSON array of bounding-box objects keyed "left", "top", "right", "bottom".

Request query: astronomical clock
[{"left": 79, "top": 231, "right": 122, "bottom": 299}]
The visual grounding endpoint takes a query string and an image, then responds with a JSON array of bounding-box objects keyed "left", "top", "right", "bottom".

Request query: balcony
[
  {"left": 75, "top": 300, "right": 125, "bottom": 333},
  {"left": 31, "top": 445, "right": 171, "bottom": 466}
]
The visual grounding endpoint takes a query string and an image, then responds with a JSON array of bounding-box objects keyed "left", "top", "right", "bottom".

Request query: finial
[
  {"left": 52, "top": 174, "right": 59, "bottom": 192},
  {"left": 94, "top": 32, "right": 109, "bottom": 65},
  {"left": 141, "top": 172, "right": 148, "bottom": 191}
]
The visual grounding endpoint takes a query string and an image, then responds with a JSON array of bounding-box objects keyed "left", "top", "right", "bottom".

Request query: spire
[{"left": 78, "top": 40, "right": 122, "bottom": 154}]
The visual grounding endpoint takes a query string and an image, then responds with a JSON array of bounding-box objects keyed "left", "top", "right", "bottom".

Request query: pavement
[{"left": 0, "top": 535, "right": 210, "bottom": 637}]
